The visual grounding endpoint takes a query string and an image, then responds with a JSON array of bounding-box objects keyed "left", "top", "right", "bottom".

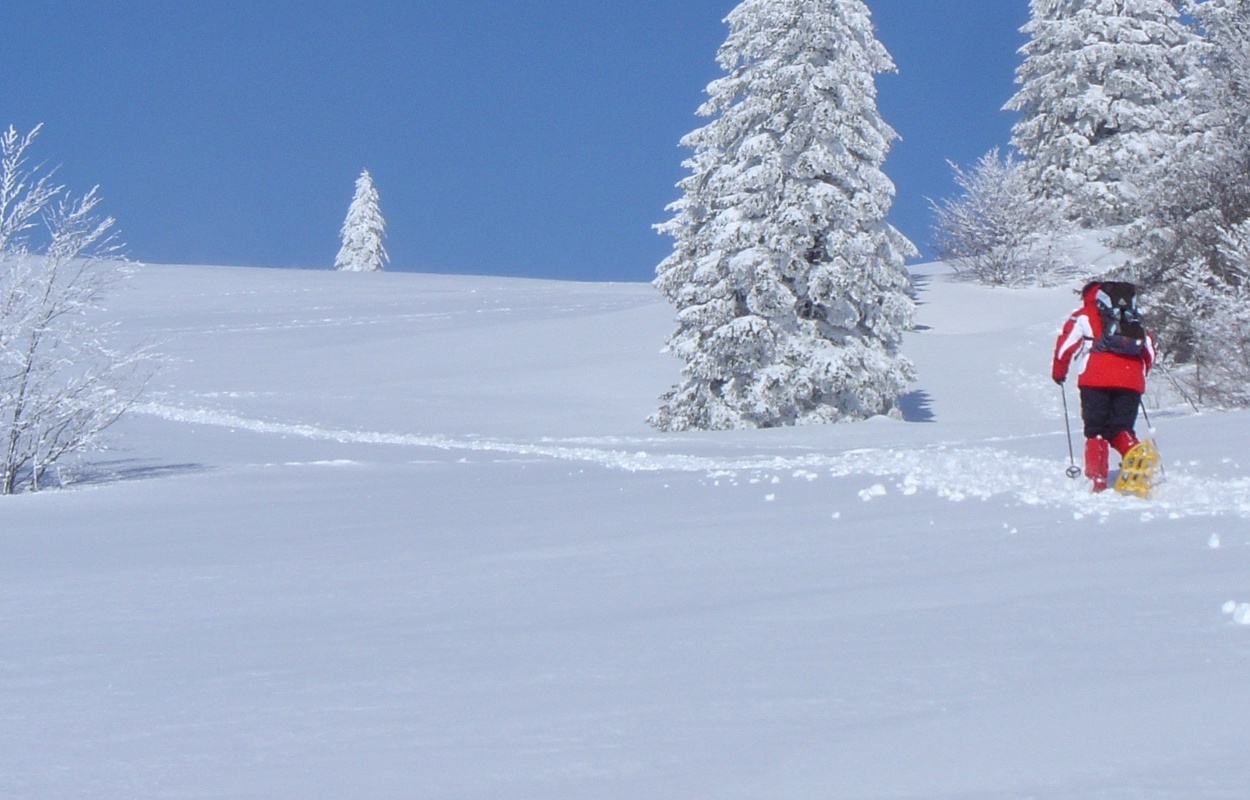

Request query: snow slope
[{"left": 3, "top": 261, "right": 1250, "bottom": 799}]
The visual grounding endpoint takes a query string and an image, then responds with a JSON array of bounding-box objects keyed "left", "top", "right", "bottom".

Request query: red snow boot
[
  {"left": 1111, "top": 430, "right": 1140, "bottom": 457},
  {"left": 1085, "top": 436, "right": 1110, "bottom": 492}
]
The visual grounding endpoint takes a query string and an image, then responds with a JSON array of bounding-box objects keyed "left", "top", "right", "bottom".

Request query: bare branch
[{"left": 0, "top": 124, "right": 151, "bottom": 493}]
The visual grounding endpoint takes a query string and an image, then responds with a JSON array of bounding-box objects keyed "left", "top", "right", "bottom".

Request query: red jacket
[{"left": 1052, "top": 283, "right": 1155, "bottom": 392}]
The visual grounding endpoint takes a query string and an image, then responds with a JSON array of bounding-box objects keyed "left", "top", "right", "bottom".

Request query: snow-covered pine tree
[
  {"left": 650, "top": 0, "right": 916, "bottom": 431},
  {"left": 335, "top": 169, "right": 388, "bottom": 272},
  {"left": 1114, "top": 0, "right": 1250, "bottom": 404},
  {"left": 1005, "top": 0, "right": 1198, "bottom": 226}
]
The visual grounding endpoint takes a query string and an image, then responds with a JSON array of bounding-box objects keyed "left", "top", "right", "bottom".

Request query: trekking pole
[
  {"left": 1140, "top": 399, "right": 1167, "bottom": 481},
  {"left": 1061, "top": 384, "right": 1082, "bottom": 479},
  {"left": 1139, "top": 399, "right": 1156, "bottom": 434}
]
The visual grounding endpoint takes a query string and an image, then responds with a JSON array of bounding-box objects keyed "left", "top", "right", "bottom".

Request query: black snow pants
[{"left": 1079, "top": 386, "right": 1140, "bottom": 441}]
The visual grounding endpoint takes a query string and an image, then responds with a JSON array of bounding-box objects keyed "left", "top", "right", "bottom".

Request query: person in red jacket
[{"left": 1052, "top": 281, "right": 1156, "bottom": 492}]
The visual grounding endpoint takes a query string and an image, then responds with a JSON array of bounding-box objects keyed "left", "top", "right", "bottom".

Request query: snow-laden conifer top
[
  {"left": 1005, "top": 0, "right": 1197, "bottom": 224},
  {"left": 335, "top": 169, "right": 388, "bottom": 272}
]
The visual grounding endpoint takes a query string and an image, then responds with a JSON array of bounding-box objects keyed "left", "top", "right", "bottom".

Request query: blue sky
[{"left": 1, "top": 1, "right": 1028, "bottom": 282}]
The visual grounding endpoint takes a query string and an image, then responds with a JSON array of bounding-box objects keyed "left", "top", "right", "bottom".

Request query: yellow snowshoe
[{"left": 1114, "top": 439, "right": 1160, "bottom": 498}]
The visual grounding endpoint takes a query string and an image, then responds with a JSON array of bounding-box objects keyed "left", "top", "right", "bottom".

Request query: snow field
[{"left": 3, "top": 261, "right": 1250, "bottom": 798}]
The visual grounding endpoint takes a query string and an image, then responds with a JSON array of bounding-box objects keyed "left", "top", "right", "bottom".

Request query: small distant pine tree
[
  {"left": 651, "top": 0, "right": 916, "bottom": 431},
  {"left": 1005, "top": 0, "right": 1198, "bottom": 226},
  {"left": 335, "top": 169, "right": 388, "bottom": 272}
]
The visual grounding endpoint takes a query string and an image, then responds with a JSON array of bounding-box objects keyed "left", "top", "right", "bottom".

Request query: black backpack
[{"left": 1092, "top": 281, "right": 1146, "bottom": 357}]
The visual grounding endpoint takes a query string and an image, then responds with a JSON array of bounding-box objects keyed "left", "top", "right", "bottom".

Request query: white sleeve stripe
[{"left": 1055, "top": 315, "right": 1091, "bottom": 362}]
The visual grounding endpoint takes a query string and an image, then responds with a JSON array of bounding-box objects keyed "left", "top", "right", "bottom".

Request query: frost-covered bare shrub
[
  {"left": 0, "top": 125, "right": 150, "bottom": 493},
  {"left": 930, "top": 149, "right": 1075, "bottom": 286},
  {"left": 1163, "top": 221, "right": 1250, "bottom": 407},
  {"left": 1187, "top": 301, "right": 1250, "bottom": 408}
]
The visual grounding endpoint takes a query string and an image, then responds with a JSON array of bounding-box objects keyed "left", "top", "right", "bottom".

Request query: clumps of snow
[
  {"left": 858, "top": 484, "right": 888, "bottom": 502},
  {"left": 1209, "top": 533, "right": 1222, "bottom": 549},
  {"left": 1072, "top": 509, "right": 1112, "bottom": 524},
  {"left": 1223, "top": 601, "right": 1250, "bottom": 625}
]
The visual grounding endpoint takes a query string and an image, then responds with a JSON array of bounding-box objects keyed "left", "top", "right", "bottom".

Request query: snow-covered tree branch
[
  {"left": 1114, "top": 0, "right": 1250, "bottom": 405},
  {"left": 0, "top": 124, "right": 151, "bottom": 493},
  {"left": 1005, "top": 0, "right": 1198, "bottom": 226}
]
